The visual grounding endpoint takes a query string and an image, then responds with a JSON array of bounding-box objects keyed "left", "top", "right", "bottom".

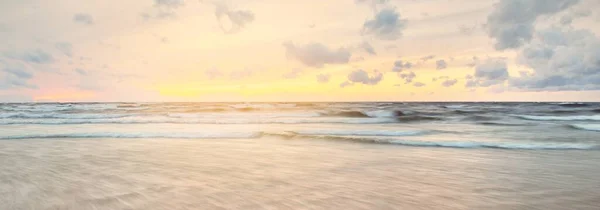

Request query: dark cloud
[
  {"left": 441, "top": 79, "right": 458, "bottom": 87},
  {"left": 466, "top": 58, "right": 509, "bottom": 88},
  {"left": 413, "top": 82, "right": 426, "bottom": 87},
  {"left": 283, "top": 42, "right": 351, "bottom": 68},
  {"left": 399, "top": 71, "right": 416, "bottom": 84},
  {"left": 560, "top": 8, "right": 591, "bottom": 25},
  {"left": 5, "top": 49, "right": 54, "bottom": 64},
  {"left": 362, "top": 8, "right": 407, "bottom": 40},
  {"left": 436, "top": 59, "right": 447, "bottom": 70},
  {"left": 392, "top": 60, "right": 412, "bottom": 72},
  {"left": 359, "top": 41, "right": 377, "bottom": 55},
  {"left": 486, "top": 0, "right": 579, "bottom": 50},
  {"left": 73, "top": 13, "right": 94, "bottom": 25},
  {"left": 344, "top": 69, "right": 383, "bottom": 86},
  {"left": 214, "top": 3, "right": 255, "bottom": 34},
  {"left": 0, "top": 62, "right": 37, "bottom": 90},
  {"left": 316, "top": 74, "right": 331, "bottom": 83},
  {"left": 55, "top": 42, "right": 73, "bottom": 57}
]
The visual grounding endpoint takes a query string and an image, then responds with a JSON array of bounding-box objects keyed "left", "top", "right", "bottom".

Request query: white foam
[
  {"left": 516, "top": 115, "right": 600, "bottom": 121},
  {"left": 0, "top": 132, "right": 262, "bottom": 140},
  {"left": 387, "top": 140, "right": 596, "bottom": 150},
  {"left": 293, "top": 130, "right": 426, "bottom": 137},
  {"left": 570, "top": 124, "right": 600, "bottom": 132},
  {"left": 364, "top": 110, "right": 398, "bottom": 118}
]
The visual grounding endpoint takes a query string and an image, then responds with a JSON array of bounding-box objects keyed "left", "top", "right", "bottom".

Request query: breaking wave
[
  {"left": 264, "top": 133, "right": 597, "bottom": 150},
  {"left": 515, "top": 115, "right": 600, "bottom": 121},
  {"left": 569, "top": 124, "right": 600, "bottom": 132},
  {"left": 288, "top": 130, "right": 428, "bottom": 137}
]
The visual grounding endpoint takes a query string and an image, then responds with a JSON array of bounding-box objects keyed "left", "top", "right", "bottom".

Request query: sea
[{"left": 1, "top": 102, "right": 599, "bottom": 209}]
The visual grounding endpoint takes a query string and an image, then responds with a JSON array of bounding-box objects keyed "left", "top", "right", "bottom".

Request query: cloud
[
  {"left": 283, "top": 68, "right": 303, "bottom": 79},
  {"left": 344, "top": 69, "right": 383, "bottom": 86},
  {"left": 283, "top": 42, "right": 351, "bottom": 68},
  {"left": 510, "top": 27, "right": 600, "bottom": 90},
  {"left": 0, "top": 62, "right": 37, "bottom": 90},
  {"left": 436, "top": 59, "right": 447, "bottom": 70},
  {"left": 392, "top": 60, "right": 412, "bottom": 72},
  {"left": 466, "top": 58, "right": 509, "bottom": 87},
  {"left": 55, "top": 42, "right": 73, "bottom": 57},
  {"left": 432, "top": 76, "right": 449, "bottom": 82},
  {"left": 154, "top": 0, "right": 184, "bottom": 8},
  {"left": 420, "top": 55, "right": 435, "bottom": 63},
  {"left": 413, "top": 82, "right": 426, "bottom": 87},
  {"left": 214, "top": 3, "right": 255, "bottom": 34},
  {"left": 399, "top": 71, "right": 416, "bottom": 84},
  {"left": 5, "top": 49, "right": 54, "bottom": 64},
  {"left": 485, "top": 0, "right": 579, "bottom": 50},
  {"left": 560, "top": 8, "right": 591, "bottom": 25},
  {"left": 355, "top": 0, "right": 389, "bottom": 12},
  {"left": 73, "top": 13, "right": 94, "bottom": 25},
  {"left": 362, "top": 8, "right": 407, "bottom": 40},
  {"left": 458, "top": 24, "right": 478, "bottom": 35},
  {"left": 205, "top": 68, "right": 223, "bottom": 79},
  {"left": 316, "top": 74, "right": 331, "bottom": 83},
  {"left": 340, "top": 81, "right": 353, "bottom": 88},
  {"left": 359, "top": 41, "right": 377, "bottom": 55},
  {"left": 230, "top": 68, "right": 254, "bottom": 80},
  {"left": 441, "top": 79, "right": 458, "bottom": 87},
  {"left": 75, "top": 68, "right": 87, "bottom": 75}
]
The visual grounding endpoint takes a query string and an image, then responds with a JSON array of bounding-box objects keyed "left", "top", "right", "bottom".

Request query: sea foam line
[
  {"left": 569, "top": 124, "right": 600, "bottom": 132},
  {"left": 515, "top": 115, "right": 600, "bottom": 121},
  {"left": 264, "top": 133, "right": 597, "bottom": 150}
]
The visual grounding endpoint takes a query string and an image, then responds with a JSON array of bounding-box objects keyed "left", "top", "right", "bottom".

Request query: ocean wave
[
  {"left": 554, "top": 102, "right": 590, "bottom": 108},
  {"left": 0, "top": 112, "right": 132, "bottom": 119},
  {"left": 264, "top": 133, "right": 597, "bottom": 150},
  {"left": 289, "top": 130, "right": 427, "bottom": 137},
  {"left": 396, "top": 115, "right": 442, "bottom": 122},
  {"left": 0, "top": 117, "right": 398, "bottom": 125},
  {"left": 442, "top": 105, "right": 468, "bottom": 109},
  {"left": 515, "top": 115, "right": 600, "bottom": 121},
  {"left": 461, "top": 115, "right": 499, "bottom": 121},
  {"left": 569, "top": 124, "right": 600, "bottom": 132},
  {"left": 477, "top": 122, "right": 531, "bottom": 126},
  {"left": 0, "top": 132, "right": 263, "bottom": 140}
]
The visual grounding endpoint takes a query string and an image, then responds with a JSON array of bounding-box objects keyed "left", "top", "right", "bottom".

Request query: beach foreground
[{"left": 1, "top": 137, "right": 600, "bottom": 210}]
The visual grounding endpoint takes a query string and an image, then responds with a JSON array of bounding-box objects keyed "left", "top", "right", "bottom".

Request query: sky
[{"left": 1, "top": 0, "right": 600, "bottom": 102}]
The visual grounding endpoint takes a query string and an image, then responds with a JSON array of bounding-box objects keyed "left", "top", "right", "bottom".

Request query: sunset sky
[{"left": 1, "top": 0, "right": 599, "bottom": 102}]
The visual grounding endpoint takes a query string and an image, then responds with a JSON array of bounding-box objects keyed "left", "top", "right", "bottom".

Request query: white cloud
[
  {"left": 283, "top": 42, "right": 351, "bottom": 68},
  {"left": 73, "top": 13, "right": 94, "bottom": 25},
  {"left": 485, "top": 0, "right": 579, "bottom": 50}
]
